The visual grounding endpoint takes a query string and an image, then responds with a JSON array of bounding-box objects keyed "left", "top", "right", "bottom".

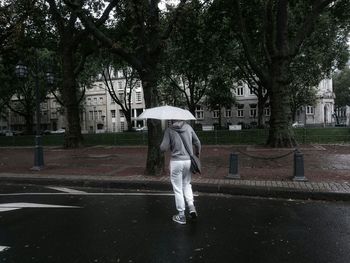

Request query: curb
[{"left": 0, "top": 174, "right": 349, "bottom": 202}]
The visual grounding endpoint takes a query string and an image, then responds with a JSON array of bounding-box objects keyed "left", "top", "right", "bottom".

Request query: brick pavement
[{"left": 0, "top": 145, "right": 349, "bottom": 200}]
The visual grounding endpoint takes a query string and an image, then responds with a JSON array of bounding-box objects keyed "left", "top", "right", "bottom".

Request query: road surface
[{"left": 0, "top": 183, "right": 349, "bottom": 263}]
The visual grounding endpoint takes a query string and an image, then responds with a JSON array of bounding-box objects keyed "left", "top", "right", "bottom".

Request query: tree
[
  {"left": 101, "top": 62, "right": 140, "bottom": 131},
  {"left": 10, "top": 49, "right": 57, "bottom": 134},
  {"left": 159, "top": 0, "right": 212, "bottom": 115},
  {"left": 333, "top": 67, "right": 350, "bottom": 107},
  {"left": 64, "top": 0, "right": 188, "bottom": 175},
  {"left": 289, "top": 85, "right": 317, "bottom": 122},
  {"left": 214, "top": 0, "right": 350, "bottom": 147},
  {"left": 45, "top": 0, "right": 107, "bottom": 148},
  {"left": 0, "top": 59, "right": 12, "bottom": 127},
  {"left": 0, "top": 1, "right": 26, "bottom": 118},
  {"left": 204, "top": 2, "right": 272, "bottom": 128},
  {"left": 0, "top": 0, "right": 56, "bottom": 134},
  {"left": 205, "top": 74, "right": 236, "bottom": 128}
]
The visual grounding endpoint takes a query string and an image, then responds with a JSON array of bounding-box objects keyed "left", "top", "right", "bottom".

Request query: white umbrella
[{"left": 138, "top": 105, "right": 196, "bottom": 120}]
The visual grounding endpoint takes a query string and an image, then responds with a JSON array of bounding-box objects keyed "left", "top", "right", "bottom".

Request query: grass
[{"left": 0, "top": 127, "right": 349, "bottom": 147}]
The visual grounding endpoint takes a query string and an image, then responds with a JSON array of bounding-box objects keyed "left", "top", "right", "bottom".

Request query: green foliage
[
  {"left": 206, "top": 75, "right": 235, "bottom": 111},
  {"left": 159, "top": 0, "right": 212, "bottom": 109},
  {"left": 206, "top": 0, "right": 350, "bottom": 146},
  {"left": 333, "top": 67, "right": 350, "bottom": 107}
]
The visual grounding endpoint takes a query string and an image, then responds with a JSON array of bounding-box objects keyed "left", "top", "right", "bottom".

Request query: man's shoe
[
  {"left": 172, "top": 214, "right": 186, "bottom": 225},
  {"left": 189, "top": 206, "right": 198, "bottom": 220}
]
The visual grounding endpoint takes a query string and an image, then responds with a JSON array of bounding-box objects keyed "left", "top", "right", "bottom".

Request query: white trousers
[{"left": 170, "top": 160, "right": 194, "bottom": 213}]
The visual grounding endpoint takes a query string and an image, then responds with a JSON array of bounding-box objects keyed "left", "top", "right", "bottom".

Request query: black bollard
[
  {"left": 226, "top": 153, "right": 240, "bottom": 179},
  {"left": 293, "top": 149, "right": 307, "bottom": 182}
]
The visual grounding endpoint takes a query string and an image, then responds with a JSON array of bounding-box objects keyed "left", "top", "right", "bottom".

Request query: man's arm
[
  {"left": 160, "top": 129, "right": 170, "bottom": 152},
  {"left": 192, "top": 130, "right": 201, "bottom": 157}
]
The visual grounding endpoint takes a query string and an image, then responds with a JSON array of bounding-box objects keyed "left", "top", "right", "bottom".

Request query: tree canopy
[
  {"left": 208, "top": 0, "right": 350, "bottom": 147},
  {"left": 333, "top": 66, "right": 350, "bottom": 107}
]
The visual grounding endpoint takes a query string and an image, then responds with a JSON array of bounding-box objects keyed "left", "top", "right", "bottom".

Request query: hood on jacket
[{"left": 171, "top": 120, "right": 187, "bottom": 133}]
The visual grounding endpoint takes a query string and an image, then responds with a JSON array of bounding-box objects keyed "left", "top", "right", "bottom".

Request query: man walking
[{"left": 160, "top": 120, "right": 201, "bottom": 225}]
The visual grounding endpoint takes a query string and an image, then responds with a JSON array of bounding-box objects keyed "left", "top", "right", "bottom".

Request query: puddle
[{"left": 321, "top": 154, "right": 350, "bottom": 170}]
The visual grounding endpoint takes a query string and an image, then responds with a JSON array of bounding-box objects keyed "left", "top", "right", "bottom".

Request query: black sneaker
[
  {"left": 189, "top": 206, "right": 198, "bottom": 220},
  {"left": 172, "top": 214, "right": 186, "bottom": 225}
]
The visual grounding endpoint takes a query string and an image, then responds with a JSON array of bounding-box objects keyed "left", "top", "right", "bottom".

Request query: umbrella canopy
[{"left": 138, "top": 105, "right": 196, "bottom": 120}]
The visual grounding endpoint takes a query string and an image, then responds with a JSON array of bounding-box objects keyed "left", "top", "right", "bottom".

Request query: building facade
[
  {"left": 194, "top": 78, "right": 336, "bottom": 129},
  {"left": 1, "top": 76, "right": 346, "bottom": 134},
  {"left": 294, "top": 79, "right": 335, "bottom": 127}
]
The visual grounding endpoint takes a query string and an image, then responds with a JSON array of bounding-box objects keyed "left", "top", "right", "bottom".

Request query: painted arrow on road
[
  {"left": 0, "top": 203, "right": 80, "bottom": 253},
  {"left": 0, "top": 202, "right": 80, "bottom": 213},
  {"left": 0, "top": 246, "right": 10, "bottom": 253}
]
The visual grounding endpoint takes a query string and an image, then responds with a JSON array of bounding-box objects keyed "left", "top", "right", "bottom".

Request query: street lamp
[{"left": 15, "top": 60, "right": 54, "bottom": 170}]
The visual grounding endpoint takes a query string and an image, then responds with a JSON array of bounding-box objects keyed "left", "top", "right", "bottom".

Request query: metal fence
[{"left": 0, "top": 127, "right": 349, "bottom": 147}]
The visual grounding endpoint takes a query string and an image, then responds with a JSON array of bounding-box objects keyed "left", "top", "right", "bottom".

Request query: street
[{"left": 0, "top": 184, "right": 349, "bottom": 263}]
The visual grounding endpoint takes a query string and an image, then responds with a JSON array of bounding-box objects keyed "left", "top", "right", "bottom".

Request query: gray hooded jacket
[{"left": 160, "top": 121, "right": 201, "bottom": 161}]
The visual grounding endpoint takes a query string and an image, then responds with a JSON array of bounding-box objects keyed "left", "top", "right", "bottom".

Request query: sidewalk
[{"left": 0, "top": 145, "right": 349, "bottom": 201}]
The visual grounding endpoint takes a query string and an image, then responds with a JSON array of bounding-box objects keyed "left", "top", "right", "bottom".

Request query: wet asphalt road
[{"left": 0, "top": 184, "right": 349, "bottom": 263}]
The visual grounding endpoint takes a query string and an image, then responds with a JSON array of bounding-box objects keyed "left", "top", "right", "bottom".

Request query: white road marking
[
  {"left": 0, "top": 208, "right": 20, "bottom": 212},
  {"left": 0, "top": 192, "right": 199, "bottom": 197},
  {"left": 0, "top": 246, "right": 10, "bottom": 252},
  {"left": 0, "top": 203, "right": 80, "bottom": 213},
  {"left": 46, "top": 186, "right": 87, "bottom": 194},
  {"left": 0, "top": 202, "right": 79, "bottom": 208}
]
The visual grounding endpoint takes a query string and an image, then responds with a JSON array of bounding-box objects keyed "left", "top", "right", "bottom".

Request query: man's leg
[
  {"left": 170, "top": 160, "right": 186, "bottom": 216},
  {"left": 182, "top": 160, "right": 197, "bottom": 219}
]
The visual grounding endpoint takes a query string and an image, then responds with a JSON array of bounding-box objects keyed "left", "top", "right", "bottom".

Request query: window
[
  {"left": 111, "top": 110, "right": 116, "bottom": 118},
  {"left": 99, "top": 97, "right": 103, "bottom": 105},
  {"left": 118, "top": 92, "right": 124, "bottom": 101},
  {"left": 306, "top": 106, "right": 314, "bottom": 115},
  {"left": 249, "top": 88, "right": 255, "bottom": 95},
  {"left": 136, "top": 91, "right": 142, "bottom": 103},
  {"left": 93, "top": 97, "right": 97, "bottom": 105},
  {"left": 264, "top": 105, "right": 270, "bottom": 116},
  {"left": 120, "top": 110, "right": 125, "bottom": 117},
  {"left": 98, "top": 110, "right": 102, "bottom": 120},
  {"left": 87, "top": 98, "right": 91, "bottom": 105},
  {"left": 236, "top": 86, "right": 244, "bottom": 96},
  {"left": 250, "top": 104, "right": 257, "bottom": 118},
  {"left": 99, "top": 83, "right": 103, "bottom": 90},
  {"left": 195, "top": 106, "right": 204, "bottom": 120},
  {"left": 237, "top": 104, "right": 244, "bottom": 117},
  {"left": 52, "top": 100, "right": 57, "bottom": 108},
  {"left": 118, "top": 81, "right": 123, "bottom": 90},
  {"left": 225, "top": 109, "right": 232, "bottom": 118},
  {"left": 213, "top": 110, "right": 219, "bottom": 118}
]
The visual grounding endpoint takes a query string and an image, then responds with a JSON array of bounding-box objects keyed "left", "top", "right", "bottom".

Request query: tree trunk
[
  {"left": 141, "top": 69, "right": 164, "bottom": 176},
  {"left": 267, "top": 58, "right": 296, "bottom": 147},
  {"left": 257, "top": 92, "right": 268, "bottom": 128},
  {"left": 218, "top": 107, "right": 222, "bottom": 129},
  {"left": 24, "top": 114, "right": 34, "bottom": 135},
  {"left": 125, "top": 111, "right": 133, "bottom": 131},
  {"left": 61, "top": 48, "right": 83, "bottom": 148}
]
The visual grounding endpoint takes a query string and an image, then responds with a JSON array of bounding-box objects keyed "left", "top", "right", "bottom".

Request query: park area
[{"left": 0, "top": 128, "right": 349, "bottom": 183}]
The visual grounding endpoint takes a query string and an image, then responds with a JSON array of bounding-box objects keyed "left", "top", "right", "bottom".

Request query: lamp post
[{"left": 15, "top": 60, "right": 54, "bottom": 170}]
